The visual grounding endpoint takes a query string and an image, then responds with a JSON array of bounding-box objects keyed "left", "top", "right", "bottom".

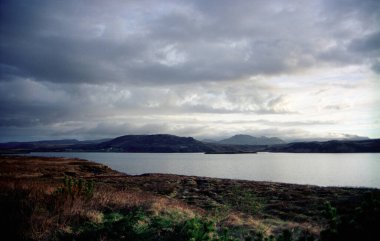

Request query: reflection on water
[{"left": 28, "top": 152, "right": 380, "bottom": 188}]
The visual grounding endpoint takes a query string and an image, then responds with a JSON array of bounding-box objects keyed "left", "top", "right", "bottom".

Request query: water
[{"left": 27, "top": 152, "right": 380, "bottom": 188}]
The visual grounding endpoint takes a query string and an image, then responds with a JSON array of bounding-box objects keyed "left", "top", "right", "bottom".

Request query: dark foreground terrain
[{"left": 0, "top": 156, "right": 379, "bottom": 241}]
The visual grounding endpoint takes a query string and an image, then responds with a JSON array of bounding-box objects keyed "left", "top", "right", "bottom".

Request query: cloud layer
[{"left": 0, "top": 0, "right": 379, "bottom": 141}]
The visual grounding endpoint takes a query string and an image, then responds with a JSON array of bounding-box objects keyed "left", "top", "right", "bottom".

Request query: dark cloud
[
  {"left": 350, "top": 32, "right": 380, "bottom": 53},
  {"left": 1, "top": 0, "right": 379, "bottom": 85},
  {"left": 372, "top": 60, "right": 380, "bottom": 74},
  {"left": 0, "top": 0, "right": 379, "bottom": 141}
]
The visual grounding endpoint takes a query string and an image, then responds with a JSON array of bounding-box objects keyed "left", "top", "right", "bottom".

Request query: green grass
[
  {"left": 54, "top": 176, "right": 95, "bottom": 198},
  {"left": 221, "top": 185, "right": 264, "bottom": 215},
  {"left": 59, "top": 207, "right": 319, "bottom": 241},
  {"left": 60, "top": 209, "right": 220, "bottom": 241}
]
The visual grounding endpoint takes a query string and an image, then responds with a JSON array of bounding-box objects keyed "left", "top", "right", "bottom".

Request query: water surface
[{"left": 27, "top": 152, "right": 380, "bottom": 188}]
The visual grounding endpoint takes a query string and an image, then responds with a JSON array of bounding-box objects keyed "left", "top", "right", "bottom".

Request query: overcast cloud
[{"left": 0, "top": 0, "right": 379, "bottom": 141}]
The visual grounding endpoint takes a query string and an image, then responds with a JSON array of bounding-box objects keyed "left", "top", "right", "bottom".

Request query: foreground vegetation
[{"left": 0, "top": 156, "right": 379, "bottom": 240}]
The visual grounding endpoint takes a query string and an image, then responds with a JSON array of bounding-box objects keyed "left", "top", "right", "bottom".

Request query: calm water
[{"left": 27, "top": 152, "right": 380, "bottom": 188}]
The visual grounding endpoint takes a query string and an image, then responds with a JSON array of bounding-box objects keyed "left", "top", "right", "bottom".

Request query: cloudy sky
[{"left": 0, "top": 0, "right": 379, "bottom": 142}]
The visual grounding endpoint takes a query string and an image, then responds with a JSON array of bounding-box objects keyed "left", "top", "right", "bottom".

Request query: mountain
[
  {"left": 1, "top": 134, "right": 379, "bottom": 153},
  {"left": 0, "top": 134, "right": 262, "bottom": 153},
  {"left": 76, "top": 138, "right": 113, "bottom": 145},
  {"left": 0, "top": 139, "right": 80, "bottom": 149},
  {"left": 217, "top": 134, "right": 285, "bottom": 145},
  {"left": 0, "top": 138, "right": 111, "bottom": 153},
  {"left": 291, "top": 135, "right": 370, "bottom": 142},
  {"left": 267, "top": 139, "right": 380, "bottom": 153},
  {"left": 90, "top": 134, "right": 216, "bottom": 153}
]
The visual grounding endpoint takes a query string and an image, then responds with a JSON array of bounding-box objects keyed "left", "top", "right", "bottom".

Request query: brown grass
[{"left": 1, "top": 155, "right": 379, "bottom": 240}]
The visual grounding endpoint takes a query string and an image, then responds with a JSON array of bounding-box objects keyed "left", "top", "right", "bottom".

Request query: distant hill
[
  {"left": 1, "top": 134, "right": 379, "bottom": 153},
  {"left": 0, "top": 139, "right": 80, "bottom": 149},
  {"left": 267, "top": 139, "right": 380, "bottom": 153},
  {"left": 291, "top": 135, "right": 370, "bottom": 142},
  {"left": 90, "top": 134, "right": 216, "bottom": 153},
  {"left": 77, "top": 138, "right": 113, "bottom": 145},
  {"left": 0, "top": 138, "right": 110, "bottom": 153},
  {"left": 217, "top": 134, "right": 285, "bottom": 145},
  {"left": 0, "top": 134, "right": 264, "bottom": 153}
]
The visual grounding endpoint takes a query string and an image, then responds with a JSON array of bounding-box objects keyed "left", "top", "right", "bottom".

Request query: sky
[{"left": 0, "top": 0, "right": 379, "bottom": 142}]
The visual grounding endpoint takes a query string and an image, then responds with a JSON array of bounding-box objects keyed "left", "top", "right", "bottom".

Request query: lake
[{"left": 27, "top": 152, "right": 380, "bottom": 188}]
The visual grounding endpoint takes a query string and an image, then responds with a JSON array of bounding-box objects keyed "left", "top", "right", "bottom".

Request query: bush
[
  {"left": 181, "top": 218, "right": 217, "bottom": 241},
  {"left": 54, "top": 176, "right": 94, "bottom": 198},
  {"left": 61, "top": 208, "right": 254, "bottom": 241},
  {"left": 223, "top": 186, "right": 263, "bottom": 215},
  {"left": 320, "top": 193, "right": 380, "bottom": 241}
]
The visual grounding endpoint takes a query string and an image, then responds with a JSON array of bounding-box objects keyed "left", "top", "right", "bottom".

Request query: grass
[
  {"left": 222, "top": 185, "right": 264, "bottom": 215},
  {"left": 0, "top": 155, "right": 379, "bottom": 241}
]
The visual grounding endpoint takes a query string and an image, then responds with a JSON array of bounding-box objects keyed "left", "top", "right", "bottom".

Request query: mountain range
[
  {"left": 0, "top": 138, "right": 111, "bottom": 150},
  {"left": 205, "top": 134, "right": 285, "bottom": 145},
  {"left": 0, "top": 134, "right": 379, "bottom": 153},
  {"left": 267, "top": 139, "right": 380, "bottom": 153},
  {"left": 89, "top": 134, "right": 214, "bottom": 153}
]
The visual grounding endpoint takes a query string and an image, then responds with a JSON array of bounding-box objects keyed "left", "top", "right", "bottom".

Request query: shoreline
[
  {"left": 3, "top": 154, "right": 379, "bottom": 190},
  {"left": 12, "top": 152, "right": 380, "bottom": 189},
  {"left": 1, "top": 155, "right": 379, "bottom": 240}
]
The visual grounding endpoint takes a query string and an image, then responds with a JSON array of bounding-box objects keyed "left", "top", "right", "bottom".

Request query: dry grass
[
  {"left": 1, "top": 155, "right": 379, "bottom": 241},
  {"left": 0, "top": 174, "right": 201, "bottom": 240}
]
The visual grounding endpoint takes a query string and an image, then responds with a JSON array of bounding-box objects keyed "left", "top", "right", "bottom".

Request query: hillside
[
  {"left": 267, "top": 139, "right": 380, "bottom": 153},
  {"left": 0, "top": 138, "right": 110, "bottom": 153},
  {"left": 217, "top": 134, "right": 285, "bottom": 145},
  {"left": 91, "top": 134, "right": 216, "bottom": 153},
  {"left": 1, "top": 135, "right": 379, "bottom": 153},
  {"left": 0, "top": 139, "right": 80, "bottom": 149}
]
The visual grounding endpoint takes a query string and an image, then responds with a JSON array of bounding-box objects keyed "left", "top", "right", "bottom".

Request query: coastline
[{"left": 1, "top": 155, "right": 379, "bottom": 240}]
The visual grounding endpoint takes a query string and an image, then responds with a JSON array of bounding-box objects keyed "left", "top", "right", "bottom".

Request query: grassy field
[{"left": 0, "top": 155, "right": 379, "bottom": 241}]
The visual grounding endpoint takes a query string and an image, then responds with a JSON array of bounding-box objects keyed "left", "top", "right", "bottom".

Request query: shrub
[
  {"left": 320, "top": 193, "right": 380, "bottom": 241},
  {"left": 61, "top": 208, "right": 253, "bottom": 241},
  {"left": 224, "top": 186, "right": 263, "bottom": 215},
  {"left": 181, "top": 218, "right": 217, "bottom": 241},
  {"left": 54, "top": 176, "right": 95, "bottom": 198}
]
